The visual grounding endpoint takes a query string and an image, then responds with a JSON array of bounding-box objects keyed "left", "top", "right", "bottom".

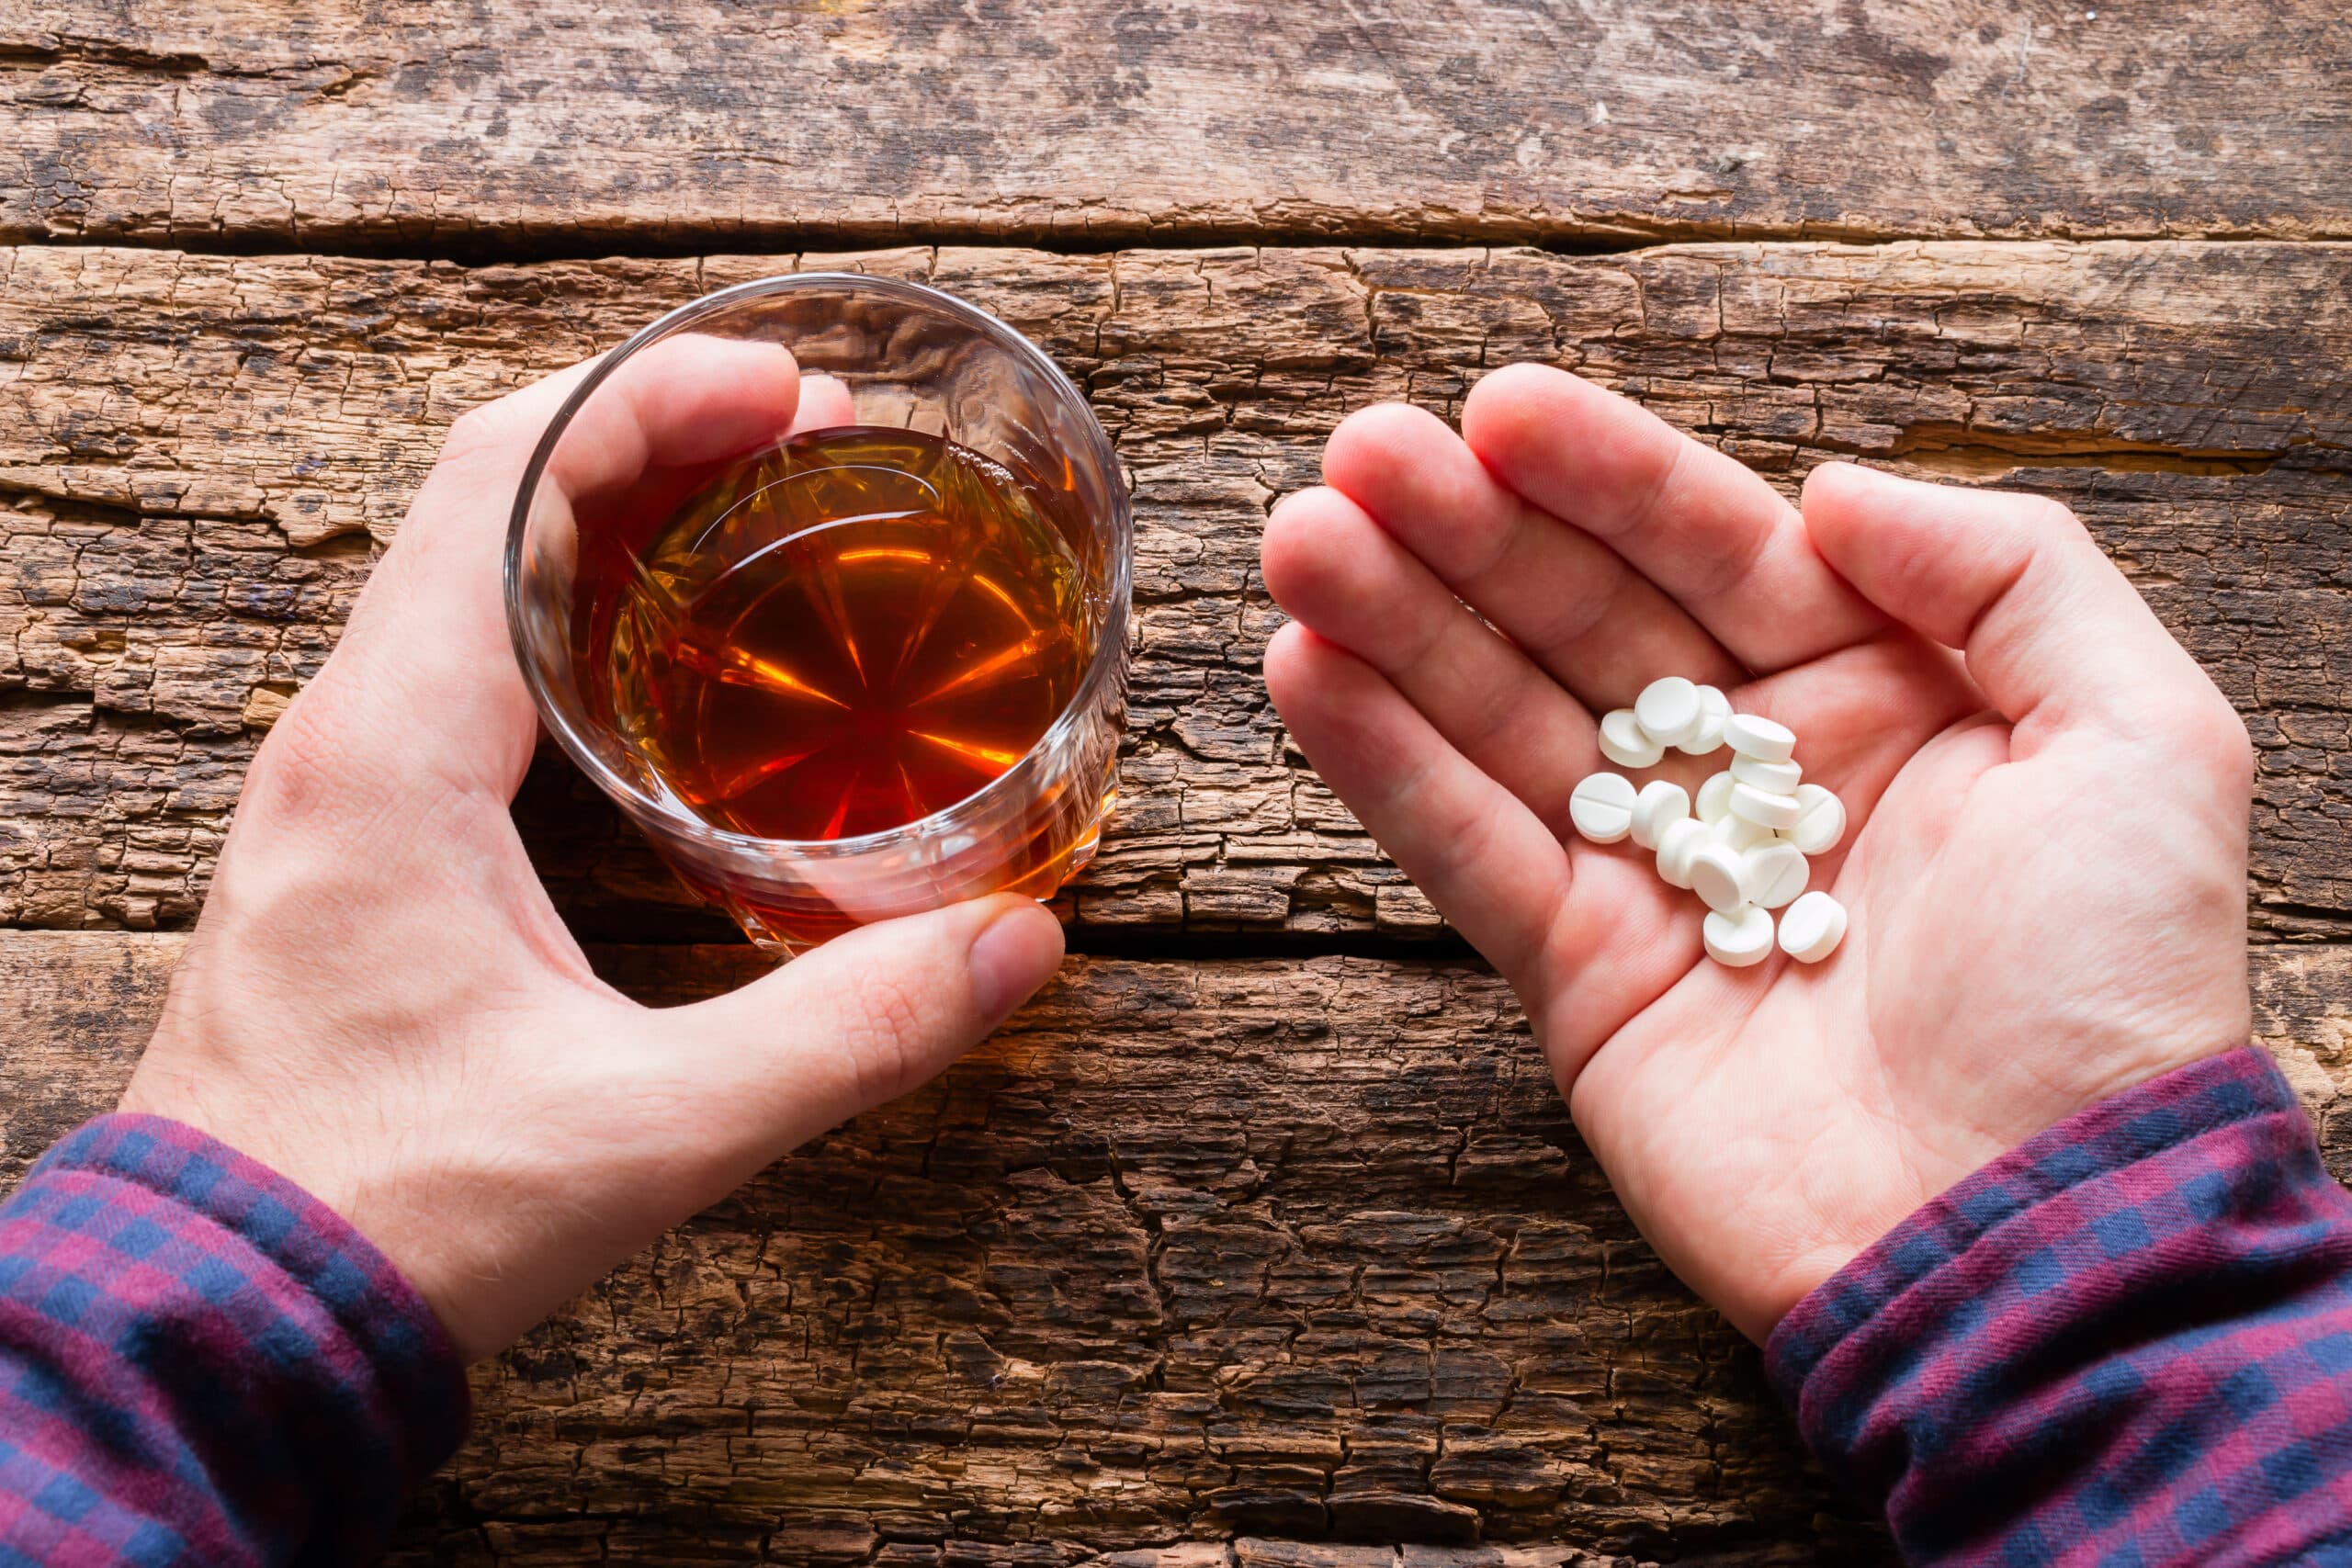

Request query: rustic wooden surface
[
  {"left": 8, "top": 931, "right": 2352, "bottom": 1565},
  {"left": 8, "top": 2, "right": 2352, "bottom": 1562},
  {"left": 6, "top": 1, "right": 2351, "bottom": 250}
]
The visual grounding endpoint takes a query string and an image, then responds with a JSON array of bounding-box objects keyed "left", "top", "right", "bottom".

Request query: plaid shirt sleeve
[
  {"left": 0, "top": 1114, "right": 470, "bottom": 1565},
  {"left": 1770, "top": 1046, "right": 2352, "bottom": 1565}
]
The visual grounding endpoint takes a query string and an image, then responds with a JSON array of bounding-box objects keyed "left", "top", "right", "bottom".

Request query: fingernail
[{"left": 968, "top": 899, "right": 1066, "bottom": 1021}]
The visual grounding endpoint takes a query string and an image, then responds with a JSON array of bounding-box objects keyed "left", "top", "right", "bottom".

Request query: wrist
[
  {"left": 1762, "top": 1046, "right": 2326, "bottom": 1562},
  {"left": 1747, "top": 1032, "right": 2256, "bottom": 1343}
]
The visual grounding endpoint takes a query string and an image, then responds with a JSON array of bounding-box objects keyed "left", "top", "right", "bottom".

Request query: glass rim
[{"left": 503, "top": 269, "right": 1134, "bottom": 860}]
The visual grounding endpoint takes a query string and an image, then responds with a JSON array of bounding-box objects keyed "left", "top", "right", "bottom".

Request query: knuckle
[
  {"left": 2000, "top": 494, "right": 2089, "bottom": 562},
  {"left": 441, "top": 398, "right": 517, "bottom": 458},
  {"left": 2186, "top": 694, "right": 2256, "bottom": 784},
  {"left": 435, "top": 391, "right": 548, "bottom": 479},
  {"left": 437, "top": 405, "right": 503, "bottom": 468},
  {"left": 836, "top": 973, "right": 932, "bottom": 1106},
  {"left": 2024, "top": 494, "right": 2082, "bottom": 531},
  {"left": 241, "top": 683, "right": 350, "bottom": 825},
  {"left": 1988, "top": 488, "right": 2084, "bottom": 536},
  {"left": 2132, "top": 680, "right": 2253, "bottom": 787},
  {"left": 236, "top": 660, "right": 393, "bottom": 829}
]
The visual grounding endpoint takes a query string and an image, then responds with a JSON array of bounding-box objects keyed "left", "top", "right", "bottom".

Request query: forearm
[
  {"left": 0, "top": 1116, "right": 468, "bottom": 1565},
  {"left": 1772, "top": 1048, "right": 2352, "bottom": 1565}
]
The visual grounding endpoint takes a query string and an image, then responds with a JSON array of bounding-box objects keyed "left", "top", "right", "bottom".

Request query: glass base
[{"left": 703, "top": 783, "right": 1117, "bottom": 959}]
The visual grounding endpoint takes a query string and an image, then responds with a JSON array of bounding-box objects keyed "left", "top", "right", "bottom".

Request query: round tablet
[
  {"left": 1788, "top": 784, "right": 1847, "bottom": 855},
  {"left": 1695, "top": 770, "right": 1736, "bottom": 824},
  {"left": 1686, "top": 841, "right": 1748, "bottom": 914},
  {"left": 1655, "top": 818, "right": 1709, "bottom": 889},
  {"left": 1724, "top": 713, "right": 1796, "bottom": 764},
  {"left": 1679, "top": 685, "right": 1732, "bottom": 755},
  {"left": 1598, "top": 708, "right": 1666, "bottom": 769},
  {"left": 1778, "top": 891, "right": 1849, "bottom": 963},
  {"left": 1634, "top": 677, "right": 1702, "bottom": 748},
  {"left": 1729, "top": 781, "right": 1802, "bottom": 831},
  {"left": 1568, "top": 773, "right": 1638, "bottom": 843},
  {"left": 1629, "top": 780, "right": 1690, "bottom": 850},
  {"left": 1730, "top": 753, "right": 1803, "bottom": 795},
  {"left": 1713, "top": 812, "right": 1776, "bottom": 851},
  {"left": 1741, "top": 840, "right": 1810, "bottom": 908},
  {"left": 1703, "top": 904, "right": 1775, "bottom": 968}
]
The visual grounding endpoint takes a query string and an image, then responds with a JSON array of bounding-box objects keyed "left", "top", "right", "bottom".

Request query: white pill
[
  {"left": 1703, "top": 904, "right": 1775, "bottom": 968},
  {"left": 1695, "top": 770, "right": 1736, "bottom": 823},
  {"left": 1741, "top": 840, "right": 1810, "bottom": 908},
  {"left": 1778, "top": 891, "right": 1849, "bottom": 963},
  {"left": 1679, "top": 685, "right": 1732, "bottom": 755},
  {"left": 1730, "top": 753, "right": 1803, "bottom": 795},
  {"left": 1598, "top": 708, "right": 1666, "bottom": 769},
  {"left": 1569, "top": 773, "right": 1638, "bottom": 844},
  {"left": 1629, "top": 780, "right": 1690, "bottom": 850},
  {"left": 1729, "top": 781, "right": 1802, "bottom": 831},
  {"left": 1788, "top": 784, "right": 1847, "bottom": 855},
  {"left": 1634, "top": 677, "right": 1702, "bottom": 748},
  {"left": 1724, "top": 713, "right": 1796, "bottom": 764},
  {"left": 1686, "top": 840, "right": 1748, "bottom": 914},
  {"left": 1712, "top": 812, "right": 1776, "bottom": 851},
  {"left": 1655, "top": 818, "right": 1709, "bottom": 889}
]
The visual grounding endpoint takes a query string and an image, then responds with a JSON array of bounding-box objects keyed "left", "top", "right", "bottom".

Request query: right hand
[
  {"left": 122, "top": 340, "right": 1068, "bottom": 1361},
  {"left": 1261, "top": 364, "right": 2252, "bottom": 1341}
]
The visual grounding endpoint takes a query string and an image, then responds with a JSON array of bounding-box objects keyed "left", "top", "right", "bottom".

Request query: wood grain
[
  {"left": 2, "top": 240, "right": 2347, "bottom": 942},
  {"left": 6, "top": 930, "right": 2348, "bottom": 1562},
  {"left": 6, "top": 1, "right": 2350, "bottom": 252}
]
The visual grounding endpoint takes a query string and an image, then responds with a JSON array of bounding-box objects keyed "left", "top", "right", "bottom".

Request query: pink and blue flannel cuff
[
  {"left": 1770, "top": 1046, "right": 2352, "bottom": 1565},
  {"left": 0, "top": 1113, "right": 469, "bottom": 1565}
]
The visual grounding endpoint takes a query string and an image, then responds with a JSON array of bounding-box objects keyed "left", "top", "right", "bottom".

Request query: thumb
[
  {"left": 1801, "top": 462, "right": 2234, "bottom": 755},
  {"left": 674, "top": 895, "right": 1066, "bottom": 1150}
]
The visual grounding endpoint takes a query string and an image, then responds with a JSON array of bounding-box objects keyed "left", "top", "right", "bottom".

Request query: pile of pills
[{"left": 1567, "top": 677, "right": 1849, "bottom": 969}]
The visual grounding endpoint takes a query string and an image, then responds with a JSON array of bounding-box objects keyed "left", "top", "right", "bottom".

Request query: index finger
[
  {"left": 1461, "top": 365, "right": 1884, "bottom": 672},
  {"left": 1263, "top": 622, "right": 1572, "bottom": 982}
]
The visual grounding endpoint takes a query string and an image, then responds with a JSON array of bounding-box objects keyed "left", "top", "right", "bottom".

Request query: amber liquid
[{"left": 589, "top": 425, "right": 1104, "bottom": 947}]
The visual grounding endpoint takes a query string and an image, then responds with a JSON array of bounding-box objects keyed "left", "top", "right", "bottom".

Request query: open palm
[{"left": 1261, "top": 366, "right": 2251, "bottom": 1339}]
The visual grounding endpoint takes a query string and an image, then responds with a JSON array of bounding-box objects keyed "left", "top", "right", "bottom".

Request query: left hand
[
  {"left": 120, "top": 340, "right": 1068, "bottom": 1361},
  {"left": 1260, "top": 365, "right": 2250, "bottom": 1340}
]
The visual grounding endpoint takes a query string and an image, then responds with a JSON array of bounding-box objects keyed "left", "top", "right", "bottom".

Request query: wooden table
[{"left": 6, "top": 3, "right": 2350, "bottom": 1562}]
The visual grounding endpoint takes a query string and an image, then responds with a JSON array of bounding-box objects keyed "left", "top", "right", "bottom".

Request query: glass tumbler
[{"left": 505, "top": 274, "right": 1131, "bottom": 954}]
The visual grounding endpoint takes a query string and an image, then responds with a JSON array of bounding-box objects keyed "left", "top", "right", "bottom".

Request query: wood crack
[
  {"left": 1885, "top": 423, "right": 2318, "bottom": 479},
  {"left": 4, "top": 239, "right": 2349, "bottom": 943}
]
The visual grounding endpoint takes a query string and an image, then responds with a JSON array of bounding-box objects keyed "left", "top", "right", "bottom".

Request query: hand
[
  {"left": 1261, "top": 365, "right": 2251, "bottom": 1340},
  {"left": 119, "top": 340, "right": 1067, "bottom": 1362}
]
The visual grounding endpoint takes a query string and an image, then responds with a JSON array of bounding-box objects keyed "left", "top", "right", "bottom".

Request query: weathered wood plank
[
  {"left": 6, "top": 2, "right": 2349, "bottom": 250},
  {"left": 6, "top": 931, "right": 2348, "bottom": 1562},
  {"left": 2, "top": 241, "right": 2347, "bottom": 941}
]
